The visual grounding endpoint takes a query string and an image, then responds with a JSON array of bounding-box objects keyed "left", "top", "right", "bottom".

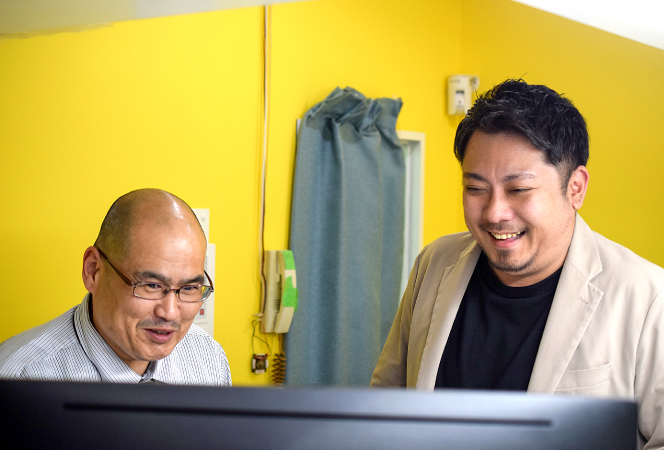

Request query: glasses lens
[
  {"left": 177, "top": 285, "right": 212, "bottom": 303},
  {"left": 134, "top": 282, "right": 168, "bottom": 300},
  {"left": 133, "top": 282, "right": 212, "bottom": 302}
]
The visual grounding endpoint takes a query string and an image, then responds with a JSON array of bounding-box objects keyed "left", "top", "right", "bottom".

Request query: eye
[
  {"left": 180, "top": 285, "right": 202, "bottom": 293},
  {"left": 142, "top": 283, "right": 164, "bottom": 292},
  {"left": 464, "top": 185, "right": 487, "bottom": 195},
  {"left": 509, "top": 188, "right": 532, "bottom": 194}
]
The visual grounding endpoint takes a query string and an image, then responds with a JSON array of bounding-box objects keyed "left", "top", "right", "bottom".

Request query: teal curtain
[{"left": 286, "top": 87, "right": 405, "bottom": 386}]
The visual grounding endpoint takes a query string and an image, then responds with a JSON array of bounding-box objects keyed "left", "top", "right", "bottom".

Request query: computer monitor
[{"left": 0, "top": 380, "right": 636, "bottom": 450}]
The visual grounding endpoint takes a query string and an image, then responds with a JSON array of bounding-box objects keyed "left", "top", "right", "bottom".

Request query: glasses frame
[{"left": 95, "top": 247, "right": 214, "bottom": 303}]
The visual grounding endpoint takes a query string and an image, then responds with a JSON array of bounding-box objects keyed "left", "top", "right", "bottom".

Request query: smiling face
[
  {"left": 462, "top": 131, "right": 587, "bottom": 287},
  {"left": 83, "top": 200, "right": 207, "bottom": 374}
]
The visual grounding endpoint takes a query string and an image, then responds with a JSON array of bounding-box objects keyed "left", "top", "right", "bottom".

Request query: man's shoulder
[
  {"left": 163, "top": 324, "right": 232, "bottom": 386},
  {"left": 180, "top": 324, "right": 224, "bottom": 349},
  {"left": 592, "top": 230, "right": 664, "bottom": 286},
  {"left": 0, "top": 306, "right": 80, "bottom": 378},
  {"left": 427, "top": 231, "right": 475, "bottom": 250},
  {"left": 175, "top": 324, "right": 228, "bottom": 361},
  {"left": 419, "top": 231, "right": 477, "bottom": 267}
]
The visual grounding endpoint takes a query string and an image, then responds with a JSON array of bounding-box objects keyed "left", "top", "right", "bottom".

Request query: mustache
[
  {"left": 138, "top": 319, "right": 181, "bottom": 330},
  {"left": 483, "top": 223, "right": 524, "bottom": 233}
]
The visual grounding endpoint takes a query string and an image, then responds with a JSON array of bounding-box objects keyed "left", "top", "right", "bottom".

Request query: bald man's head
[
  {"left": 84, "top": 189, "right": 209, "bottom": 373},
  {"left": 94, "top": 189, "right": 205, "bottom": 262}
]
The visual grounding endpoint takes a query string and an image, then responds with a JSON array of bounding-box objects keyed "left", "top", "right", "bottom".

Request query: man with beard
[{"left": 372, "top": 80, "right": 664, "bottom": 449}]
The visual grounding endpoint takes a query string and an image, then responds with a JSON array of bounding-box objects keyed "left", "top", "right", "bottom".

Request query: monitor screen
[{"left": 0, "top": 380, "right": 636, "bottom": 450}]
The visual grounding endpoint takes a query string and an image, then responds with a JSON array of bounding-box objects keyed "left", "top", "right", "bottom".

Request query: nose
[
  {"left": 154, "top": 290, "right": 179, "bottom": 322},
  {"left": 484, "top": 191, "right": 514, "bottom": 224}
]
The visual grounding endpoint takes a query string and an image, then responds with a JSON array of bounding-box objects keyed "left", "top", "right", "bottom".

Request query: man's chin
[
  {"left": 138, "top": 343, "right": 177, "bottom": 362},
  {"left": 487, "top": 251, "right": 534, "bottom": 275}
]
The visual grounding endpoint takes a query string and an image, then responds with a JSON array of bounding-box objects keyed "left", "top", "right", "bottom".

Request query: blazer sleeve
[
  {"left": 636, "top": 288, "right": 664, "bottom": 450},
  {"left": 370, "top": 250, "right": 422, "bottom": 387}
]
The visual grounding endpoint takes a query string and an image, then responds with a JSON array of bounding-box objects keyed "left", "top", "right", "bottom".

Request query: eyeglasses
[{"left": 96, "top": 248, "right": 214, "bottom": 303}]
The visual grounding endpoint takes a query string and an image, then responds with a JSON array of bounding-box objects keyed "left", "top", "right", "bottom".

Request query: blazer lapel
[
  {"left": 415, "top": 242, "right": 481, "bottom": 389},
  {"left": 528, "top": 214, "right": 604, "bottom": 392}
]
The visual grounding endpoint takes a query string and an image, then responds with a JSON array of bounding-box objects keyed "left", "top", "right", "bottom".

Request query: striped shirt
[{"left": 0, "top": 294, "right": 231, "bottom": 386}]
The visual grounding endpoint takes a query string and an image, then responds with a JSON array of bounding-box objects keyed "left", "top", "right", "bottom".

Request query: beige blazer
[{"left": 372, "top": 214, "right": 664, "bottom": 449}]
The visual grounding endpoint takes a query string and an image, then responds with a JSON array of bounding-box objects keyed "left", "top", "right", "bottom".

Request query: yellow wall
[
  {"left": 461, "top": 0, "right": 664, "bottom": 267},
  {"left": 2, "top": 0, "right": 663, "bottom": 385},
  {"left": 0, "top": 7, "right": 266, "bottom": 383},
  {"left": 0, "top": 0, "right": 462, "bottom": 385},
  {"left": 267, "top": 0, "right": 463, "bottom": 250}
]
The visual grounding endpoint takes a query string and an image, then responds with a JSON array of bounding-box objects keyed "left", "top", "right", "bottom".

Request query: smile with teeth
[{"left": 490, "top": 231, "right": 522, "bottom": 240}]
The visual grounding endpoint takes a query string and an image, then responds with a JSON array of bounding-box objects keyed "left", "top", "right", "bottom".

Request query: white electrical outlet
[
  {"left": 192, "top": 207, "right": 214, "bottom": 338},
  {"left": 192, "top": 208, "right": 210, "bottom": 243}
]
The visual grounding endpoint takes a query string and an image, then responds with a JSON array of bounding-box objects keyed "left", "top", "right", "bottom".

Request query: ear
[
  {"left": 82, "top": 246, "right": 103, "bottom": 294},
  {"left": 567, "top": 165, "right": 589, "bottom": 210}
]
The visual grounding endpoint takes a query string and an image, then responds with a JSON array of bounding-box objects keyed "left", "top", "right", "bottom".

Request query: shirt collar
[{"left": 74, "top": 293, "right": 162, "bottom": 383}]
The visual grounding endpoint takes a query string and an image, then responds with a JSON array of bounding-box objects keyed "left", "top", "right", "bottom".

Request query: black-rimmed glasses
[{"left": 96, "top": 248, "right": 214, "bottom": 303}]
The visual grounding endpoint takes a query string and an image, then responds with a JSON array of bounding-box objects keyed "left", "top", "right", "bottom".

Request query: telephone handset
[{"left": 262, "top": 250, "right": 298, "bottom": 333}]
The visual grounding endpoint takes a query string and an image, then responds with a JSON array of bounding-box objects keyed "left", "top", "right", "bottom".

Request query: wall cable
[
  {"left": 257, "top": 6, "right": 288, "bottom": 385},
  {"left": 255, "top": 5, "right": 284, "bottom": 383},
  {"left": 251, "top": 320, "right": 271, "bottom": 356},
  {"left": 257, "top": 5, "right": 272, "bottom": 323}
]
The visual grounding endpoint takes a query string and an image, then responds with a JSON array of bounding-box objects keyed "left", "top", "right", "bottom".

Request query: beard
[{"left": 482, "top": 246, "right": 536, "bottom": 275}]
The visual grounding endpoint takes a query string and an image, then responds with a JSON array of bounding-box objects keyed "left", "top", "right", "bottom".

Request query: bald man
[{"left": 0, "top": 189, "right": 231, "bottom": 385}]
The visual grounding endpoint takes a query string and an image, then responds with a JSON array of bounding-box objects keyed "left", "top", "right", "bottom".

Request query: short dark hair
[{"left": 454, "top": 79, "right": 589, "bottom": 186}]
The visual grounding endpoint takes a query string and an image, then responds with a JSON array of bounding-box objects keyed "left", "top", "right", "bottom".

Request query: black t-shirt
[{"left": 435, "top": 252, "right": 561, "bottom": 390}]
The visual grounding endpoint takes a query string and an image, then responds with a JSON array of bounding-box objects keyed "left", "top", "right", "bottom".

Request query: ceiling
[
  {"left": 512, "top": 0, "right": 664, "bottom": 51},
  {"left": 1, "top": 0, "right": 662, "bottom": 53},
  {"left": 0, "top": 0, "right": 312, "bottom": 35}
]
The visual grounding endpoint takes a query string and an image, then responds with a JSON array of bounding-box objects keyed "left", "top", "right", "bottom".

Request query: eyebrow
[
  {"left": 135, "top": 271, "right": 206, "bottom": 286},
  {"left": 462, "top": 172, "right": 536, "bottom": 182}
]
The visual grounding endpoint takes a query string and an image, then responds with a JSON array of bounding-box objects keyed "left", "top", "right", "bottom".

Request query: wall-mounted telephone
[
  {"left": 447, "top": 75, "right": 480, "bottom": 115},
  {"left": 262, "top": 250, "right": 298, "bottom": 333}
]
